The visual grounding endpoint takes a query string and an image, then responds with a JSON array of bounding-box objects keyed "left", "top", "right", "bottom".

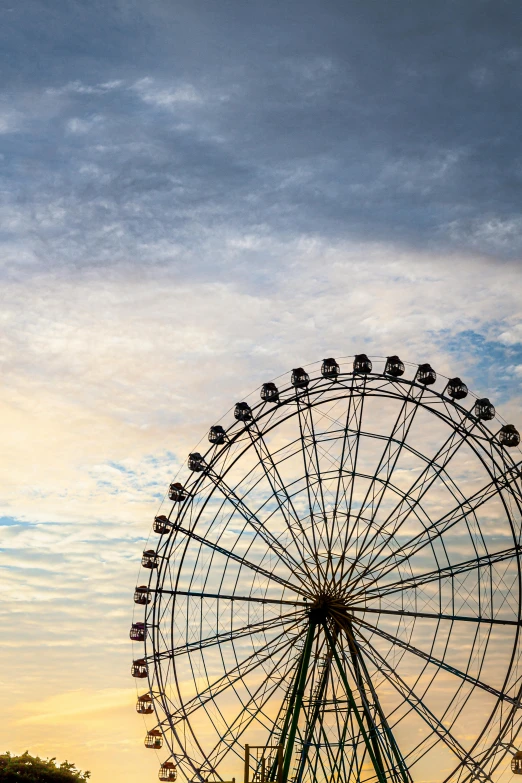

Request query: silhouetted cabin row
[{"left": 165, "top": 358, "right": 521, "bottom": 514}]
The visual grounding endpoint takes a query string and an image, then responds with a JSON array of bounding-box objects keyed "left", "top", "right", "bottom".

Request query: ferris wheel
[{"left": 130, "top": 355, "right": 522, "bottom": 783}]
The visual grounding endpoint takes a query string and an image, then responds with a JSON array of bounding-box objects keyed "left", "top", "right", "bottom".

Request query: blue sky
[{"left": 1, "top": 2, "right": 522, "bottom": 782}]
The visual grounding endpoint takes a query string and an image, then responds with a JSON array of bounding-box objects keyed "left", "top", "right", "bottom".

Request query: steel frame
[{"left": 131, "top": 358, "right": 522, "bottom": 783}]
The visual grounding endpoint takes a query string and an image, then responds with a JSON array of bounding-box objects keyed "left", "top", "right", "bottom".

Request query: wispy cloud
[
  {"left": 46, "top": 80, "right": 124, "bottom": 96},
  {"left": 16, "top": 688, "right": 136, "bottom": 725}
]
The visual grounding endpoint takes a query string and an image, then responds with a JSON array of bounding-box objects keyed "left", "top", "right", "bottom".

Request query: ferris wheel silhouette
[{"left": 131, "top": 354, "right": 522, "bottom": 783}]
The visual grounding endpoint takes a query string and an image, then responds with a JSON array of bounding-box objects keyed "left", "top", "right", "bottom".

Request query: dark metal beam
[
  {"left": 281, "top": 615, "right": 317, "bottom": 783},
  {"left": 157, "top": 588, "right": 309, "bottom": 606},
  {"left": 321, "top": 619, "right": 388, "bottom": 783},
  {"left": 348, "top": 604, "right": 522, "bottom": 627}
]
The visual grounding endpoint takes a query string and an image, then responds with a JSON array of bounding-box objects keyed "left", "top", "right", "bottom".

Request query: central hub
[{"left": 309, "top": 591, "right": 349, "bottom": 622}]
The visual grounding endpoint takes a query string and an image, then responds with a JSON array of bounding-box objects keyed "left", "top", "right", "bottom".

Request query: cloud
[
  {"left": 2, "top": 3, "right": 522, "bottom": 276},
  {"left": 131, "top": 77, "right": 204, "bottom": 108},
  {"left": 46, "top": 80, "right": 124, "bottom": 96},
  {"left": 0, "top": 108, "right": 23, "bottom": 134}
]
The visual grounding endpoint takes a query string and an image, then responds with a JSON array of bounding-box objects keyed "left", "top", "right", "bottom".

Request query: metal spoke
[
  {"left": 340, "top": 381, "right": 426, "bottom": 584},
  {"left": 333, "top": 378, "right": 366, "bottom": 583},
  {"left": 348, "top": 604, "right": 521, "bottom": 627},
  {"left": 203, "top": 464, "right": 312, "bottom": 593},
  {"left": 158, "top": 588, "right": 308, "bottom": 606},
  {"left": 152, "top": 612, "right": 305, "bottom": 661},
  {"left": 171, "top": 520, "right": 309, "bottom": 597},
  {"left": 351, "top": 545, "right": 522, "bottom": 602},
  {"left": 167, "top": 621, "right": 305, "bottom": 725},
  {"left": 351, "top": 614, "right": 521, "bottom": 707},
  {"left": 295, "top": 390, "right": 330, "bottom": 587},
  {"left": 358, "top": 633, "right": 491, "bottom": 781},
  {"left": 246, "top": 419, "right": 323, "bottom": 589},
  {"left": 348, "top": 403, "right": 479, "bottom": 586},
  {"left": 208, "top": 639, "right": 304, "bottom": 769},
  {"left": 348, "top": 462, "right": 522, "bottom": 593}
]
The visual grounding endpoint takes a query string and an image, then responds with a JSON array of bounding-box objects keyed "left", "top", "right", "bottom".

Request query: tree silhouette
[{"left": 0, "top": 752, "right": 90, "bottom": 781}]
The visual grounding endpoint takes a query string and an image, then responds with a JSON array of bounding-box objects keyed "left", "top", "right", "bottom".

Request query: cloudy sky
[{"left": 2, "top": 1, "right": 522, "bottom": 782}]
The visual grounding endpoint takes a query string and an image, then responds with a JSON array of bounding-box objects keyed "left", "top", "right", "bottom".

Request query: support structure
[
  {"left": 245, "top": 745, "right": 283, "bottom": 783},
  {"left": 263, "top": 609, "right": 411, "bottom": 783}
]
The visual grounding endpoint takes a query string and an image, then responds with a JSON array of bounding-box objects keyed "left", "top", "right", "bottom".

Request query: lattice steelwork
[{"left": 131, "top": 356, "right": 522, "bottom": 783}]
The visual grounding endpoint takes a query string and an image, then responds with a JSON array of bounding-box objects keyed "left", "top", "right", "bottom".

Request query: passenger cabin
[
  {"left": 169, "top": 483, "right": 188, "bottom": 502},
  {"left": 499, "top": 424, "right": 521, "bottom": 448},
  {"left": 353, "top": 354, "right": 372, "bottom": 374},
  {"left": 260, "top": 382, "right": 279, "bottom": 402},
  {"left": 474, "top": 398, "right": 495, "bottom": 421},
  {"left": 130, "top": 622, "right": 145, "bottom": 642},
  {"left": 446, "top": 377, "right": 468, "bottom": 400},
  {"left": 136, "top": 693, "right": 153, "bottom": 714},
  {"left": 134, "top": 585, "right": 151, "bottom": 605},
  {"left": 208, "top": 425, "right": 226, "bottom": 444},
  {"left": 512, "top": 751, "right": 522, "bottom": 774},
  {"left": 131, "top": 658, "right": 148, "bottom": 678},
  {"left": 321, "top": 358, "right": 339, "bottom": 379},
  {"left": 416, "top": 363, "right": 437, "bottom": 385},
  {"left": 187, "top": 453, "right": 205, "bottom": 472},
  {"left": 154, "top": 515, "right": 171, "bottom": 534},
  {"left": 385, "top": 355, "right": 405, "bottom": 377},
  {"left": 291, "top": 368, "right": 310, "bottom": 388},
  {"left": 142, "top": 550, "right": 159, "bottom": 569},
  {"left": 234, "top": 402, "right": 252, "bottom": 422},
  {"left": 145, "top": 729, "right": 163, "bottom": 749},
  {"left": 159, "top": 762, "right": 178, "bottom": 781}
]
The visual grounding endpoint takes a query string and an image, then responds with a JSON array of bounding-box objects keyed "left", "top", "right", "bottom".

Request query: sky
[{"left": 2, "top": 1, "right": 522, "bottom": 782}]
